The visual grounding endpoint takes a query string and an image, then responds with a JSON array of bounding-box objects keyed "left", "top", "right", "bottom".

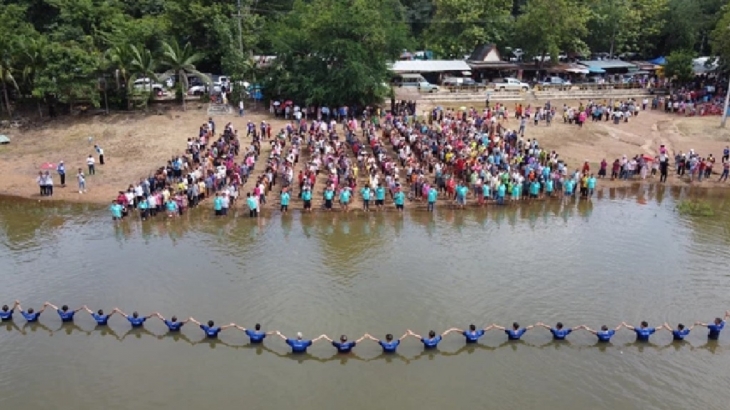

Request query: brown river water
[{"left": 1, "top": 185, "right": 729, "bottom": 410}]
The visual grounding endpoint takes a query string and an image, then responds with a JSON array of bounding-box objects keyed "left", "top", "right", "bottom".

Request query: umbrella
[
  {"left": 0, "top": 134, "right": 9, "bottom": 144},
  {"left": 283, "top": 100, "right": 293, "bottom": 107},
  {"left": 459, "top": 106, "right": 467, "bottom": 111},
  {"left": 642, "top": 154, "right": 654, "bottom": 162},
  {"left": 273, "top": 101, "right": 281, "bottom": 106},
  {"left": 40, "top": 162, "right": 55, "bottom": 170}
]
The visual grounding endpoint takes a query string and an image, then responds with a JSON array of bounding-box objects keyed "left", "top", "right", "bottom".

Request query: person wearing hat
[{"left": 276, "top": 331, "right": 327, "bottom": 353}]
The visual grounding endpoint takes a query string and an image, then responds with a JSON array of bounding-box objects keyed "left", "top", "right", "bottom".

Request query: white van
[{"left": 392, "top": 74, "right": 439, "bottom": 93}]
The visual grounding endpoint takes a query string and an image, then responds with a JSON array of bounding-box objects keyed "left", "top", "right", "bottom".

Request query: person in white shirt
[
  {"left": 94, "top": 145, "right": 105, "bottom": 165},
  {"left": 87, "top": 155, "right": 96, "bottom": 175}
]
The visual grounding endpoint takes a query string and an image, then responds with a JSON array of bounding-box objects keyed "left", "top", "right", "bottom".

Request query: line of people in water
[{"left": 2, "top": 301, "right": 728, "bottom": 354}]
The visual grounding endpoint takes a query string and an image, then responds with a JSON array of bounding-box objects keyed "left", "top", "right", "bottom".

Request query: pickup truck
[{"left": 490, "top": 78, "right": 530, "bottom": 92}]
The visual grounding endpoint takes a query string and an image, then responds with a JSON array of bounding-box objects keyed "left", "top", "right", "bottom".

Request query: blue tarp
[
  {"left": 649, "top": 56, "right": 666, "bottom": 65},
  {"left": 588, "top": 66, "right": 606, "bottom": 74}
]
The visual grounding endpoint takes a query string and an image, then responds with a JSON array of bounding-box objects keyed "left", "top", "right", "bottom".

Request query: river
[{"left": 1, "top": 185, "right": 729, "bottom": 410}]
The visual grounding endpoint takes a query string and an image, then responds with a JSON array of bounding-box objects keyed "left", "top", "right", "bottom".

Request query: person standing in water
[
  {"left": 695, "top": 312, "right": 730, "bottom": 340},
  {"left": 365, "top": 332, "right": 410, "bottom": 353},
  {"left": 582, "top": 323, "right": 623, "bottom": 342},
  {"left": 83, "top": 305, "right": 117, "bottom": 326},
  {"left": 492, "top": 322, "right": 535, "bottom": 340},
  {"left": 536, "top": 322, "right": 582, "bottom": 340},
  {"left": 442, "top": 324, "right": 495, "bottom": 343},
  {"left": 280, "top": 188, "right": 290, "bottom": 213},
  {"left": 407, "top": 329, "right": 447, "bottom": 349},
  {"left": 0, "top": 300, "right": 19, "bottom": 321},
  {"left": 321, "top": 333, "right": 371, "bottom": 353},
  {"left": 622, "top": 321, "right": 663, "bottom": 342},
  {"left": 154, "top": 313, "right": 190, "bottom": 332},
  {"left": 663, "top": 322, "right": 694, "bottom": 341},
  {"left": 275, "top": 331, "right": 328, "bottom": 353},
  {"left": 235, "top": 323, "right": 276, "bottom": 344},
  {"left": 189, "top": 318, "right": 238, "bottom": 339},
  {"left": 45, "top": 302, "right": 83, "bottom": 323},
  {"left": 115, "top": 309, "right": 157, "bottom": 328},
  {"left": 16, "top": 301, "right": 48, "bottom": 322}
]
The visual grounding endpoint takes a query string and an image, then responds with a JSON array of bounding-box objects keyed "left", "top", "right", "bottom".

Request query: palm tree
[
  {"left": 130, "top": 45, "right": 158, "bottom": 94},
  {"left": 104, "top": 44, "right": 134, "bottom": 91},
  {"left": 21, "top": 37, "right": 47, "bottom": 117},
  {"left": 160, "top": 40, "right": 209, "bottom": 111},
  {"left": 0, "top": 55, "right": 19, "bottom": 118}
]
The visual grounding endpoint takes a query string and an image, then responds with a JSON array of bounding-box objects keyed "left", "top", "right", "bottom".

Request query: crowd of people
[{"left": 2, "top": 301, "right": 728, "bottom": 354}]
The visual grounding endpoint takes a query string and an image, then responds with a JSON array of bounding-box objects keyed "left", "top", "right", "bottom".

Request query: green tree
[
  {"left": 515, "top": 0, "right": 589, "bottom": 65},
  {"left": 664, "top": 50, "right": 695, "bottom": 83},
  {"left": 424, "top": 0, "right": 512, "bottom": 58},
  {"left": 160, "top": 40, "right": 209, "bottom": 111},
  {"left": 0, "top": 56, "right": 20, "bottom": 118},
  {"left": 711, "top": 5, "right": 730, "bottom": 72},
  {"left": 266, "top": 0, "right": 408, "bottom": 106}
]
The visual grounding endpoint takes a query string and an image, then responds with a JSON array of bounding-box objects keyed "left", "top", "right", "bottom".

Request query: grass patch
[{"left": 677, "top": 200, "right": 715, "bottom": 217}]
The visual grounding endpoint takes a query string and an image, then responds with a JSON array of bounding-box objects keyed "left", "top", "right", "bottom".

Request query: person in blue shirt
[
  {"left": 280, "top": 188, "right": 291, "bottom": 213},
  {"left": 246, "top": 192, "right": 259, "bottom": 217},
  {"left": 82, "top": 305, "right": 117, "bottom": 326},
  {"left": 443, "top": 324, "right": 495, "bottom": 343},
  {"left": 493, "top": 322, "right": 535, "bottom": 340},
  {"left": 407, "top": 329, "right": 446, "bottom": 349},
  {"left": 696, "top": 312, "right": 730, "bottom": 340},
  {"left": 663, "top": 322, "right": 693, "bottom": 341},
  {"left": 360, "top": 186, "right": 372, "bottom": 212},
  {"left": 323, "top": 187, "right": 335, "bottom": 211},
  {"left": 17, "top": 301, "right": 48, "bottom": 322},
  {"left": 496, "top": 183, "right": 506, "bottom": 205},
  {"left": 427, "top": 186, "right": 438, "bottom": 212},
  {"left": 236, "top": 323, "right": 275, "bottom": 344},
  {"left": 189, "top": 318, "right": 237, "bottom": 339},
  {"left": 393, "top": 188, "right": 405, "bottom": 211},
  {"left": 366, "top": 332, "right": 410, "bottom": 353},
  {"left": 587, "top": 174, "right": 597, "bottom": 196},
  {"left": 301, "top": 186, "right": 312, "bottom": 212},
  {"left": 110, "top": 200, "right": 123, "bottom": 221},
  {"left": 339, "top": 187, "right": 351, "bottom": 212},
  {"left": 213, "top": 193, "right": 224, "bottom": 216},
  {"left": 375, "top": 184, "right": 386, "bottom": 210},
  {"left": 0, "top": 300, "right": 19, "bottom": 321},
  {"left": 529, "top": 180, "right": 540, "bottom": 199},
  {"left": 623, "top": 321, "right": 663, "bottom": 342},
  {"left": 545, "top": 179, "right": 554, "bottom": 197},
  {"left": 154, "top": 313, "right": 189, "bottom": 332},
  {"left": 536, "top": 321, "right": 582, "bottom": 340},
  {"left": 46, "top": 302, "right": 83, "bottom": 323},
  {"left": 322, "top": 334, "right": 370, "bottom": 353},
  {"left": 115, "top": 309, "right": 157, "bottom": 328},
  {"left": 276, "top": 331, "right": 327, "bottom": 353},
  {"left": 582, "top": 324, "right": 623, "bottom": 342}
]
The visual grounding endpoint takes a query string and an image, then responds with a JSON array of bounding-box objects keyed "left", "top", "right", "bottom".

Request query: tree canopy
[{"left": 0, "top": 0, "right": 726, "bottom": 117}]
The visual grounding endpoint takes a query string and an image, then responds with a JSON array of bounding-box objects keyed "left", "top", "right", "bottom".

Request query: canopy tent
[{"left": 648, "top": 56, "right": 666, "bottom": 65}]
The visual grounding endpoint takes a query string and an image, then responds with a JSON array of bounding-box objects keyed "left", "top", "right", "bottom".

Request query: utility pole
[{"left": 722, "top": 74, "right": 730, "bottom": 128}]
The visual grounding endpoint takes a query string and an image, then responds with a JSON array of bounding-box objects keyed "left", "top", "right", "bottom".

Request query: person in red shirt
[{"left": 116, "top": 191, "right": 128, "bottom": 206}]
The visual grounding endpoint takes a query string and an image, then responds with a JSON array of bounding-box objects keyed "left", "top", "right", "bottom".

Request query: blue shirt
[
  {"left": 213, "top": 197, "right": 223, "bottom": 211},
  {"left": 245, "top": 329, "right": 266, "bottom": 343},
  {"left": 91, "top": 313, "right": 110, "bottom": 325},
  {"left": 127, "top": 316, "right": 146, "bottom": 327},
  {"left": 246, "top": 197, "right": 258, "bottom": 210},
  {"left": 57, "top": 309, "right": 75, "bottom": 322},
  {"left": 393, "top": 191, "right": 405, "bottom": 205},
  {"left": 672, "top": 329, "right": 690, "bottom": 341},
  {"left": 596, "top": 329, "right": 615, "bottom": 342},
  {"left": 375, "top": 187, "right": 386, "bottom": 200},
  {"left": 481, "top": 185, "right": 490, "bottom": 197},
  {"left": 281, "top": 192, "right": 290, "bottom": 206},
  {"left": 428, "top": 188, "right": 438, "bottom": 202},
  {"left": 421, "top": 335, "right": 442, "bottom": 349},
  {"left": 497, "top": 184, "right": 506, "bottom": 197},
  {"left": 286, "top": 339, "right": 312, "bottom": 353},
  {"left": 164, "top": 320, "right": 184, "bottom": 331},
  {"left": 324, "top": 190, "right": 334, "bottom": 200},
  {"left": 463, "top": 329, "right": 485, "bottom": 343},
  {"left": 379, "top": 339, "right": 400, "bottom": 353},
  {"left": 360, "top": 188, "right": 371, "bottom": 200},
  {"left": 550, "top": 328, "right": 572, "bottom": 340},
  {"left": 339, "top": 190, "right": 351, "bottom": 203},
  {"left": 506, "top": 328, "right": 527, "bottom": 340},
  {"left": 634, "top": 327, "right": 656, "bottom": 342},
  {"left": 110, "top": 204, "right": 123, "bottom": 218},
  {"left": 201, "top": 324, "right": 222, "bottom": 338},
  {"left": 333, "top": 341, "right": 356, "bottom": 353},
  {"left": 0, "top": 309, "right": 13, "bottom": 321},
  {"left": 302, "top": 190, "right": 312, "bottom": 201},
  {"left": 708, "top": 322, "right": 725, "bottom": 339},
  {"left": 22, "top": 311, "right": 40, "bottom": 322}
]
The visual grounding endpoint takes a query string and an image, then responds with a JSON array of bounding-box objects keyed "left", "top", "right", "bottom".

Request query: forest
[{"left": 1, "top": 0, "right": 730, "bottom": 116}]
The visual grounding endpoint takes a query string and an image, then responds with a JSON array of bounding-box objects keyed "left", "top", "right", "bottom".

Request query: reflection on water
[{"left": 1, "top": 184, "right": 730, "bottom": 410}]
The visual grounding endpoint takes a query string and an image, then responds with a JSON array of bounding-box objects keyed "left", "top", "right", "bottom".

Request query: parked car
[
  {"left": 417, "top": 81, "right": 439, "bottom": 93},
  {"left": 541, "top": 76, "right": 571, "bottom": 86},
  {"left": 187, "top": 84, "right": 208, "bottom": 95},
  {"left": 442, "top": 77, "right": 477, "bottom": 87},
  {"left": 490, "top": 78, "right": 530, "bottom": 91},
  {"left": 133, "top": 78, "right": 164, "bottom": 93}
]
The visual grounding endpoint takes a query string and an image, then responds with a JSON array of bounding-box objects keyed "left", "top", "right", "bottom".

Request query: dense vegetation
[{"left": 1, "top": 0, "right": 729, "bottom": 117}]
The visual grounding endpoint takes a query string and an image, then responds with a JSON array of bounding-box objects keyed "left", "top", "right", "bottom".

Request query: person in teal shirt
[
  {"left": 587, "top": 174, "right": 596, "bottom": 196},
  {"left": 213, "top": 193, "right": 224, "bottom": 216},
  {"left": 280, "top": 189, "right": 291, "bottom": 213},
  {"left": 375, "top": 184, "right": 386, "bottom": 210},
  {"left": 510, "top": 183, "right": 519, "bottom": 201},
  {"left": 301, "top": 186, "right": 312, "bottom": 212},
  {"left": 246, "top": 192, "right": 258, "bottom": 217},
  {"left": 427, "top": 187, "right": 438, "bottom": 212},
  {"left": 360, "top": 186, "right": 371, "bottom": 212},
  {"left": 455, "top": 183, "right": 468, "bottom": 208},
  {"left": 138, "top": 197, "right": 149, "bottom": 220},
  {"left": 529, "top": 180, "right": 540, "bottom": 199},
  {"left": 393, "top": 188, "right": 405, "bottom": 211},
  {"left": 165, "top": 200, "right": 178, "bottom": 217},
  {"left": 323, "top": 187, "right": 335, "bottom": 211},
  {"left": 497, "top": 183, "right": 506, "bottom": 205},
  {"left": 110, "top": 200, "right": 123, "bottom": 220},
  {"left": 564, "top": 179, "right": 574, "bottom": 197},
  {"left": 545, "top": 179, "right": 554, "bottom": 196},
  {"left": 339, "top": 187, "right": 351, "bottom": 212},
  {"left": 481, "top": 183, "right": 491, "bottom": 203}
]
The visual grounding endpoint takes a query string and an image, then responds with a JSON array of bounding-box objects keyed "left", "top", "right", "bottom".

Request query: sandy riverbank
[{"left": 1, "top": 99, "right": 730, "bottom": 208}]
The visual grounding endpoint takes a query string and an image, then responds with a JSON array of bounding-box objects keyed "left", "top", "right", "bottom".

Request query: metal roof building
[
  {"left": 390, "top": 60, "right": 472, "bottom": 73},
  {"left": 578, "top": 60, "right": 638, "bottom": 70}
]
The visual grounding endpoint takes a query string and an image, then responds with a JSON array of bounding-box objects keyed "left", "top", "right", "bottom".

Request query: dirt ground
[{"left": 1, "top": 98, "right": 730, "bottom": 208}]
